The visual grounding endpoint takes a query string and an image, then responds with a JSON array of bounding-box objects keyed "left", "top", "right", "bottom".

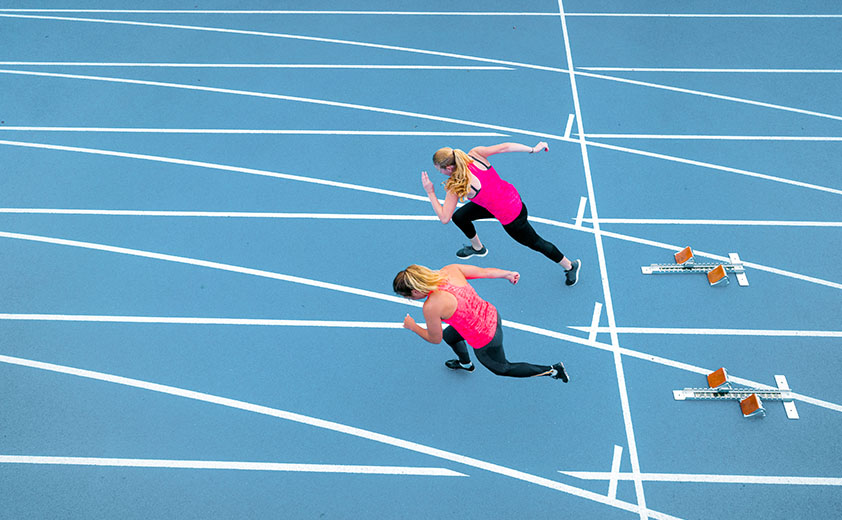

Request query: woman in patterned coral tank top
[
  {"left": 393, "top": 263, "right": 568, "bottom": 381},
  {"left": 421, "top": 141, "right": 581, "bottom": 287}
]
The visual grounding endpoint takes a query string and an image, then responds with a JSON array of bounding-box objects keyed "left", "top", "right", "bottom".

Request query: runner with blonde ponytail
[
  {"left": 393, "top": 263, "right": 569, "bottom": 381},
  {"left": 421, "top": 141, "right": 581, "bottom": 287}
]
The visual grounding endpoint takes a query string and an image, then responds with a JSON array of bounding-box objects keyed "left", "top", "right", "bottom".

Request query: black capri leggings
[
  {"left": 443, "top": 314, "right": 552, "bottom": 378},
  {"left": 451, "top": 202, "right": 564, "bottom": 263}
]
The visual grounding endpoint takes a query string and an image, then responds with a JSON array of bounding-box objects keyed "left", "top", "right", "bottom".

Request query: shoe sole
[
  {"left": 553, "top": 362, "right": 570, "bottom": 382},
  {"left": 565, "top": 259, "right": 581, "bottom": 286},
  {"left": 456, "top": 250, "right": 488, "bottom": 259}
]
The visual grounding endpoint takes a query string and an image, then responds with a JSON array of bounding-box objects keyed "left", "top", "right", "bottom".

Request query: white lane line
[
  {"left": 0, "top": 139, "right": 433, "bottom": 203},
  {"left": 0, "top": 456, "right": 465, "bottom": 476},
  {"left": 564, "top": 114, "right": 575, "bottom": 139},
  {"left": 557, "top": 2, "right": 648, "bottom": 518},
  {"left": 0, "top": 314, "right": 405, "bottom": 328},
  {"left": 574, "top": 196, "right": 588, "bottom": 227},
  {"left": 0, "top": 230, "right": 420, "bottom": 308},
  {"left": 0, "top": 127, "right": 507, "bottom": 136},
  {"left": 4, "top": 12, "right": 842, "bottom": 128},
  {"left": 0, "top": 354, "right": 679, "bottom": 520},
  {"left": 0, "top": 62, "right": 511, "bottom": 70},
  {"left": 579, "top": 68, "right": 842, "bottom": 73},
  {"left": 569, "top": 326, "right": 842, "bottom": 338},
  {"left": 580, "top": 218, "right": 842, "bottom": 227},
  {"left": 587, "top": 302, "right": 603, "bottom": 343},
  {"left": 574, "top": 68, "right": 842, "bottom": 123},
  {"left": 581, "top": 139, "right": 842, "bottom": 196},
  {"left": 0, "top": 209, "right": 440, "bottom": 220},
  {"left": 562, "top": 471, "right": 842, "bottom": 486},
  {"left": 3, "top": 311, "right": 841, "bottom": 415},
  {"left": 0, "top": 14, "right": 565, "bottom": 73},
  {"left": 608, "top": 445, "right": 624, "bottom": 500},
  {"left": 582, "top": 134, "right": 842, "bottom": 141},
  {"left": 0, "top": 71, "right": 563, "bottom": 141},
  {"left": 2, "top": 10, "right": 841, "bottom": 18}
]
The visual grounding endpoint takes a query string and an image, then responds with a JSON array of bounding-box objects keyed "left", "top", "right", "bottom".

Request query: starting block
[
  {"left": 673, "top": 368, "right": 799, "bottom": 419},
  {"left": 642, "top": 247, "right": 749, "bottom": 287}
]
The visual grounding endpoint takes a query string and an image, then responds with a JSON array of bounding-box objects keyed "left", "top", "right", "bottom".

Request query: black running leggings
[
  {"left": 451, "top": 202, "right": 564, "bottom": 263},
  {"left": 443, "top": 314, "right": 552, "bottom": 378}
]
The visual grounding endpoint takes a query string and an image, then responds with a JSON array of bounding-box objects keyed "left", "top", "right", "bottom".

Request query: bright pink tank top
[
  {"left": 468, "top": 161, "right": 523, "bottom": 225},
  {"left": 436, "top": 281, "right": 498, "bottom": 349}
]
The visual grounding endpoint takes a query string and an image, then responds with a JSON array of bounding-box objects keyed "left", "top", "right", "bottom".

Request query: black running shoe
[
  {"left": 565, "top": 259, "right": 581, "bottom": 286},
  {"left": 551, "top": 362, "right": 569, "bottom": 382},
  {"left": 445, "top": 359, "right": 475, "bottom": 371},
  {"left": 456, "top": 244, "right": 488, "bottom": 259}
]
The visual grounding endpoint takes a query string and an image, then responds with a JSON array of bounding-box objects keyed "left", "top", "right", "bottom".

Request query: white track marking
[
  {"left": 608, "top": 445, "right": 624, "bottom": 499},
  {"left": 582, "top": 134, "right": 842, "bottom": 142},
  {"left": 1, "top": 10, "right": 841, "bottom": 18},
  {"left": 0, "top": 230, "right": 420, "bottom": 308},
  {"left": 0, "top": 354, "right": 680, "bottom": 520},
  {"left": 0, "top": 62, "right": 510, "bottom": 70},
  {"left": 0, "top": 139, "right": 432, "bottom": 202},
  {"left": 3, "top": 12, "right": 842, "bottom": 128},
  {"left": 0, "top": 127, "right": 506, "bottom": 136},
  {"left": 564, "top": 114, "right": 575, "bottom": 139},
  {"left": 0, "top": 71, "right": 563, "bottom": 140},
  {"left": 574, "top": 196, "right": 588, "bottom": 227},
  {"left": 0, "top": 14, "right": 565, "bottom": 73},
  {"left": 0, "top": 209, "right": 440, "bottom": 220},
  {"left": 569, "top": 326, "right": 842, "bottom": 338},
  {"left": 574, "top": 69, "right": 842, "bottom": 123},
  {"left": 587, "top": 138, "right": 842, "bottom": 195},
  {"left": 580, "top": 218, "right": 842, "bottom": 227},
  {"left": 579, "top": 68, "right": 842, "bottom": 73},
  {"left": 0, "top": 314, "right": 405, "bottom": 328},
  {"left": 557, "top": 2, "right": 648, "bottom": 518},
  {"left": 0, "top": 456, "right": 465, "bottom": 476},
  {"left": 2, "top": 310, "right": 841, "bottom": 414},
  {"left": 562, "top": 471, "right": 842, "bottom": 486},
  {"left": 588, "top": 302, "right": 603, "bottom": 343}
]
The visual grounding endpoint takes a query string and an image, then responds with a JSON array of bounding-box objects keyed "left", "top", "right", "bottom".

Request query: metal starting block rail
[
  {"left": 674, "top": 368, "right": 799, "bottom": 419},
  {"left": 641, "top": 247, "right": 749, "bottom": 286}
]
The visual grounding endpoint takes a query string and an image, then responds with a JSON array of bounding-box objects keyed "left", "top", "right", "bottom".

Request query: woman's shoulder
[{"left": 440, "top": 265, "right": 469, "bottom": 285}]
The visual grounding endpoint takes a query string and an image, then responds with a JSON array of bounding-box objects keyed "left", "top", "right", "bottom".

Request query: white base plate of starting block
[{"left": 729, "top": 253, "right": 749, "bottom": 287}]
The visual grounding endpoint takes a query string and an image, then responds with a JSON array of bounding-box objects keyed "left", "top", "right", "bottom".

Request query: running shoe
[
  {"left": 456, "top": 244, "right": 488, "bottom": 259},
  {"left": 445, "top": 359, "right": 475, "bottom": 372},
  {"left": 565, "top": 259, "right": 581, "bottom": 286},
  {"left": 551, "top": 362, "right": 569, "bottom": 382}
]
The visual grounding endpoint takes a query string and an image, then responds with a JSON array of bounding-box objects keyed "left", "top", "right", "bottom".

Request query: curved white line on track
[
  {"left": 0, "top": 456, "right": 466, "bottom": 476},
  {"left": 0, "top": 14, "right": 563, "bottom": 73},
  {"left": 561, "top": 470, "right": 842, "bottom": 486},
  {"left": 0, "top": 70, "right": 562, "bottom": 141},
  {"left": 2, "top": 12, "right": 841, "bottom": 126},
  {"left": 1, "top": 138, "right": 839, "bottom": 290},
  {"left": 0, "top": 127, "right": 507, "bottom": 136},
  {"left": 3, "top": 65, "right": 840, "bottom": 196},
  {"left": 0, "top": 353, "right": 680, "bottom": 520},
  {"left": 2, "top": 10, "right": 842, "bottom": 18}
]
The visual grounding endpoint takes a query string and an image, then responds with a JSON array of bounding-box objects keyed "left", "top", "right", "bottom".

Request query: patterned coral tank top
[{"left": 437, "top": 281, "right": 498, "bottom": 349}]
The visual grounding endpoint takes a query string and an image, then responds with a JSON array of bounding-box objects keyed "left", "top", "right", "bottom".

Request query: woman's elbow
[{"left": 440, "top": 216, "right": 451, "bottom": 225}]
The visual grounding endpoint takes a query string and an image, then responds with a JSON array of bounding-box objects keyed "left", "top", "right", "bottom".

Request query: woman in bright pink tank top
[
  {"left": 393, "top": 263, "right": 568, "bottom": 381},
  {"left": 420, "top": 141, "right": 581, "bottom": 287}
]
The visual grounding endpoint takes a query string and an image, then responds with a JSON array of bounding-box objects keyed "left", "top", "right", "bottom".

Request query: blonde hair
[
  {"left": 393, "top": 264, "right": 447, "bottom": 297},
  {"left": 433, "top": 147, "right": 474, "bottom": 201}
]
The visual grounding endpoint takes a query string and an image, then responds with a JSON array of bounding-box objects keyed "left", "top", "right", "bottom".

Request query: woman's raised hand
[
  {"left": 506, "top": 271, "right": 520, "bottom": 285},
  {"left": 533, "top": 141, "right": 549, "bottom": 153},
  {"left": 421, "top": 171, "right": 435, "bottom": 194}
]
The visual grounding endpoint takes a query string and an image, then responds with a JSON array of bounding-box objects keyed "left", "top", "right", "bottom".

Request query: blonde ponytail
[
  {"left": 433, "top": 147, "right": 474, "bottom": 201},
  {"left": 393, "top": 264, "right": 447, "bottom": 297}
]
